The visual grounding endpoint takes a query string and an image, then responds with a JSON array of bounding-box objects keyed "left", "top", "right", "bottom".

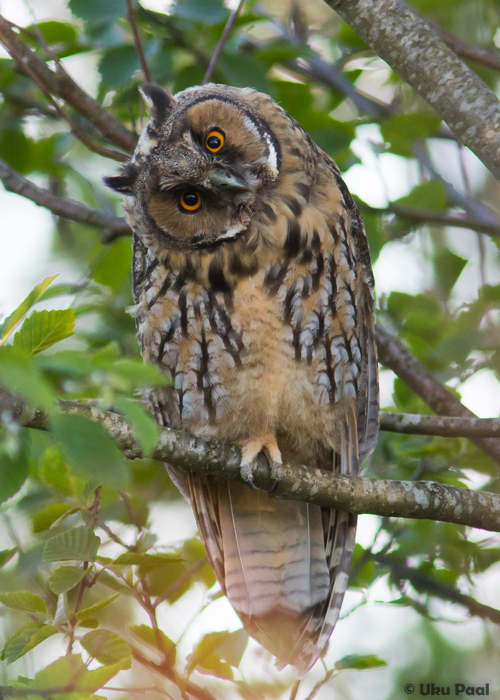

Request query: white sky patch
[{"left": 458, "top": 368, "right": 500, "bottom": 418}]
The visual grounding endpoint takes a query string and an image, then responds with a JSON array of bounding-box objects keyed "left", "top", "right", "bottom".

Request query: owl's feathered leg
[{"left": 239, "top": 434, "right": 284, "bottom": 491}]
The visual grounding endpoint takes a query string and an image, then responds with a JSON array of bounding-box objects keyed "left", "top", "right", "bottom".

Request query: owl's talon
[{"left": 239, "top": 460, "right": 260, "bottom": 490}]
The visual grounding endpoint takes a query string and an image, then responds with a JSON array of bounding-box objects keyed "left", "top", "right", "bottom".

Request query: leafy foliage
[{"left": 0, "top": 0, "right": 500, "bottom": 697}]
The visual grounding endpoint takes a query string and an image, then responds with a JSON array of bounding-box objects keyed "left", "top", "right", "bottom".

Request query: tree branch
[
  {"left": 376, "top": 324, "right": 500, "bottom": 466},
  {"left": 126, "top": 0, "right": 151, "bottom": 82},
  {"left": 12, "top": 399, "right": 500, "bottom": 533},
  {"left": 326, "top": 0, "right": 500, "bottom": 181},
  {"left": 373, "top": 554, "right": 500, "bottom": 624},
  {"left": 0, "top": 16, "right": 136, "bottom": 154},
  {"left": 432, "top": 22, "right": 500, "bottom": 74},
  {"left": 363, "top": 204, "right": 500, "bottom": 238},
  {"left": 0, "top": 159, "right": 131, "bottom": 238},
  {"left": 202, "top": 0, "right": 246, "bottom": 85},
  {"left": 379, "top": 412, "right": 500, "bottom": 439}
]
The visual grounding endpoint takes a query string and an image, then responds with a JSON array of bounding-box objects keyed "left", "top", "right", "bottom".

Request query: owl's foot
[{"left": 239, "top": 436, "right": 283, "bottom": 492}]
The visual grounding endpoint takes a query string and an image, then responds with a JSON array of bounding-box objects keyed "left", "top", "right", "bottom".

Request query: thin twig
[
  {"left": 431, "top": 20, "right": 500, "bottom": 74},
  {"left": 126, "top": 0, "right": 152, "bottom": 82},
  {"left": 375, "top": 325, "right": 500, "bottom": 466},
  {"left": 130, "top": 646, "right": 217, "bottom": 700},
  {"left": 363, "top": 203, "right": 500, "bottom": 238},
  {"left": 203, "top": 0, "right": 246, "bottom": 84},
  {"left": 0, "top": 15, "right": 136, "bottom": 153},
  {"left": 0, "top": 159, "right": 131, "bottom": 239},
  {"left": 379, "top": 412, "right": 500, "bottom": 438}
]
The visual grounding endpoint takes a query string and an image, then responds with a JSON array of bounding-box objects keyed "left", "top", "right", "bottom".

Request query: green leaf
[
  {"left": 434, "top": 247, "right": 468, "bottom": 299},
  {"left": 0, "top": 429, "right": 30, "bottom": 503},
  {"left": 38, "top": 445, "right": 75, "bottom": 496},
  {"left": 114, "top": 398, "right": 160, "bottom": 456},
  {"left": 0, "top": 346, "right": 54, "bottom": 411},
  {"left": 32, "top": 652, "right": 128, "bottom": 693},
  {"left": 110, "top": 359, "right": 171, "bottom": 389},
  {"left": 381, "top": 114, "right": 442, "bottom": 156},
  {"left": 32, "top": 502, "right": 73, "bottom": 533},
  {"left": 171, "top": 0, "right": 229, "bottom": 24},
  {"left": 13, "top": 309, "right": 75, "bottom": 355},
  {"left": 68, "top": 0, "right": 125, "bottom": 26},
  {"left": 1, "top": 623, "right": 57, "bottom": 663},
  {"left": 80, "top": 630, "right": 131, "bottom": 666},
  {"left": 335, "top": 654, "right": 387, "bottom": 670},
  {"left": 51, "top": 413, "right": 129, "bottom": 489},
  {"left": 187, "top": 631, "right": 235, "bottom": 680},
  {"left": 48, "top": 565, "right": 87, "bottom": 595},
  {"left": 0, "top": 548, "right": 16, "bottom": 568},
  {"left": 76, "top": 593, "right": 120, "bottom": 620},
  {"left": 0, "top": 591, "right": 46, "bottom": 613},
  {"left": 33, "top": 20, "right": 78, "bottom": 44},
  {"left": 44, "top": 527, "right": 101, "bottom": 562},
  {"left": 130, "top": 624, "right": 176, "bottom": 665},
  {"left": 395, "top": 181, "right": 448, "bottom": 212},
  {"left": 216, "top": 629, "right": 248, "bottom": 667},
  {"left": 98, "top": 46, "right": 141, "bottom": 90},
  {"left": 0, "top": 275, "right": 58, "bottom": 346}
]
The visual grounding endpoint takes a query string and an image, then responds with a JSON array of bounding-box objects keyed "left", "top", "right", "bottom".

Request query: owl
[{"left": 105, "top": 82, "right": 379, "bottom": 676}]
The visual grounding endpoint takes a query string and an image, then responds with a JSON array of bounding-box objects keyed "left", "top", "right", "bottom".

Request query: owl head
[{"left": 105, "top": 83, "right": 282, "bottom": 250}]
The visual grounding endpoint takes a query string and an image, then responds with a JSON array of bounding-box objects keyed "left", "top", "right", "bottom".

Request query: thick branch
[
  {"left": 14, "top": 400, "right": 500, "bottom": 533},
  {"left": 0, "top": 16, "right": 136, "bottom": 154},
  {"left": 0, "top": 159, "right": 131, "bottom": 238},
  {"left": 376, "top": 325, "right": 500, "bottom": 465},
  {"left": 434, "top": 23, "right": 500, "bottom": 74},
  {"left": 326, "top": 0, "right": 500, "bottom": 180}
]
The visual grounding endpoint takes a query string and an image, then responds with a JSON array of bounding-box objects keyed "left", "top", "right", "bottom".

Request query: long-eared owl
[{"left": 105, "top": 82, "right": 379, "bottom": 676}]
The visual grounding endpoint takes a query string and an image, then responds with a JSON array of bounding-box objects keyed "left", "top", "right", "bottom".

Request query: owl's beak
[{"left": 205, "top": 166, "right": 248, "bottom": 190}]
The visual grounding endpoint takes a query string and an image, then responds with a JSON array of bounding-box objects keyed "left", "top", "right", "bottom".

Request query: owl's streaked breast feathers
[{"left": 106, "top": 82, "right": 379, "bottom": 675}]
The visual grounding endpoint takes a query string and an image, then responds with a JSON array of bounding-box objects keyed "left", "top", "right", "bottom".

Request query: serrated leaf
[
  {"left": 0, "top": 623, "right": 57, "bottom": 664},
  {"left": 80, "top": 630, "right": 131, "bottom": 666},
  {"left": 76, "top": 593, "right": 120, "bottom": 620},
  {"left": 114, "top": 398, "right": 160, "bottom": 457},
  {"left": 0, "top": 591, "right": 46, "bottom": 613},
  {"left": 32, "top": 502, "right": 73, "bottom": 533},
  {"left": 0, "top": 548, "right": 16, "bottom": 568},
  {"left": 0, "top": 276, "right": 57, "bottom": 346},
  {"left": 130, "top": 624, "right": 176, "bottom": 665},
  {"left": 51, "top": 413, "right": 129, "bottom": 489},
  {"left": 335, "top": 654, "right": 387, "bottom": 670},
  {"left": 13, "top": 309, "right": 75, "bottom": 355},
  {"left": 44, "top": 527, "right": 101, "bottom": 562},
  {"left": 48, "top": 566, "right": 86, "bottom": 595}
]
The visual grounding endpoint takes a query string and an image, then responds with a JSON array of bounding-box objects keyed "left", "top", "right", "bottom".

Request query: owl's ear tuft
[
  {"left": 139, "top": 83, "right": 174, "bottom": 125},
  {"left": 103, "top": 162, "right": 138, "bottom": 194}
]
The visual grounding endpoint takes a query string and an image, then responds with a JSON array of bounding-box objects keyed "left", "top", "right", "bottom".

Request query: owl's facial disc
[{"left": 105, "top": 86, "right": 281, "bottom": 251}]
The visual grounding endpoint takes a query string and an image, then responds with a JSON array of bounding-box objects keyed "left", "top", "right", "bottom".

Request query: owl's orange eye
[
  {"left": 206, "top": 130, "right": 225, "bottom": 153},
  {"left": 180, "top": 191, "right": 201, "bottom": 211}
]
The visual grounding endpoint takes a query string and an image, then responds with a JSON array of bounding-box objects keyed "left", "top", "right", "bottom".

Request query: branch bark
[
  {"left": 363, "top": 204, "right": 500, "bottom": 238},
  {"left": 376, "top": 325, "right": 500, "bottom": 465},
  {"left": 380, "top": 412, "right": 500, "bottom": 439},
  {"left": 0, "top": 159, "right": 131, "bottom": 238},
  {"left": 13, "top": 399, "right": 500, "bottom": 534},
  {"left": 325, "top": 0, "right": 500, "bottom": 181},
  {"left": 0, "top": 16, "right": 136, "bottom": 154}
]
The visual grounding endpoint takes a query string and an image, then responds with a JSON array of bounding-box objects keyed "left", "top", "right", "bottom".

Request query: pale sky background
[{"left": 1, "top": 1, "right": 500, "bottom": 698}]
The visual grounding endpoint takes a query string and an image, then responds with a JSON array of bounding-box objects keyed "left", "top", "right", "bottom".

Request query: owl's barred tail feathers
[{"left": 169, "top": 410, "right": 360, "bottom": 677}]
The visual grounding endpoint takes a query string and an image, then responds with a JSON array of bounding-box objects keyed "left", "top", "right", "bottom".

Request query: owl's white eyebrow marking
[{"left": 243, "top": 116, "right": 279, "bottom": 178}]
